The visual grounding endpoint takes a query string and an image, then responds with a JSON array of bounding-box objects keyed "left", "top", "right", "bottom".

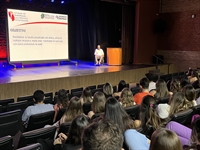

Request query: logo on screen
[
  {"left": 8, "top": 11, "right": 15, "bottom": 21},
  {"left": 41, "top": 13, "right": 45, "bottom": 19}
]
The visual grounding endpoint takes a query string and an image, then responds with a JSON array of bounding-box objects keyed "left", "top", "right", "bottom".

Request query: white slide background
[{"left": 7, "top": 9, "right": 68, "bottom": 62}]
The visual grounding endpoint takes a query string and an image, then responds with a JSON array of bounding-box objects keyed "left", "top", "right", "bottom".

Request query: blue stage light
[
  {"left": 51, "top": 0, "right": 54, "bottom": 2},
  {"left": 61, "top": 0, "right": 64, "bottom": 4}
]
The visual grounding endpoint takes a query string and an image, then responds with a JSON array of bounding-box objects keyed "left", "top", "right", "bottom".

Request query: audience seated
[
  {"left": 113, "top": 80, "right": 127, "bottom": 97},
  {"left": 154, "top": 79, "right": 171, "bottom": 100},
  {"left": 82, "top": 118, "right": 124, "bottom": 150},
  {"left": 169, "top": 78, "right": 181, "bottom": 95},
  {"left": 88, "top": 91, "right": 106, "bottom": 119},
  {"left": 79, "top": 87, "right": 93, "bottom": 104},
  {"left": 180, "top": 77, "right": 191, "bottom": 89},
  {"left": 53, "top": 96, "right": 83, "bottom": 129},
  {"left": 182, "top": 85, "right": 197, "bottom": 107},
  {"left": 150, "top": 128, "right": 182, "bottom": 150},
  {"left": 103, "top": 82, "right": 113, "bottom": 98},
  {"left": 53, "top": 89, "right": 69, "bottom": 122},
  {"left": 188, "top": 69, "right": 199, "bottom": 89},
  {"left": 140, "top": 96, "right": 164, "bottom": 132},
  {"left": 53, "top": 115, "right": 89, "bottom": 150},
  {"left": 119, "top": 88, "right": 135, "bottom": 107},
  {"left": 22, "top": 90, "right": 54, "bottom": 127},
  {"left": 157, "top": 92, "right": 186, "bottom": 119},
  {"left": 104, "top": 97, "right": 136, "bottom": 132},
  {"left": 124, "top": 129, "right": 150, "bottom": 150},
  {"left": 145, "top": 73, "right": 156, "bottom": 92},
  {"left": 134, "top": 77, "right": 152, "bottom": 105}
]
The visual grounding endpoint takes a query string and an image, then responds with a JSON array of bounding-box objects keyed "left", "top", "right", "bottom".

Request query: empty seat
[
  {"left": 0, "top": 135, "right": 13, "bottom": 150},
  {"left": 83, "top": 102, "right": 91, "bottom": 115},
  {"left": 18, "top": 126, "right": 56, "bottom": 148},
  {"left": 0, "top": 105, "right": 3, "bottom": 113},
  {"left": 113, "top": 86, "right": 117, "bottom": 93},
  {"left": 0, "top": 109, "right": 22, "bottom": 137},
  {"left": 92, "top": 88, "right": 103, "bottom": 95},
  {"left": 44, "top": 96, "right": 53, "bottom": 104},
  {"left": 17, "top": 95, "right": 34, "bottom": 107},
  {"left": 97, "top": 84, "right": 104, "bottom": 89},
  {"left": 124, "top": 105, "right": 140, "bottom": 120},
  {"left": 55, "top": 90, "right": 69, "bottom": 95},
  {"left": 88, "top": 85, "right": 96, "bottom": 90},
  {"left": 71, "top": 87, "right": 83, "bottom": 95},
  {"left": 71, "top": 91, "right": 82, "bottom": 98},
  {"left": 44, "top": 92, "right": 53, "bottom": 104},
  {"left": 160, "top": 74, "right": 172, "bottom": 82},
  {"left": 170, "top": 109, "right": 193, "bottom": 126},
  {"left": 16, "top": 143, "right": 43, "bottom": 150},
  {"left": 156, "top": 97, "right": 170, "bottom": 105},
  {"left": 7, "top": 100, "right": 28, "bottom": 112},
  {"left": 0, "top": 98, "right": 14, "bottom": 112},
  {"left": 26, "top": 111, "right": 55, "bottom": 131},
  {"left": 130, "top": 87, "right": 140, "bottom": 96},
  {"left": 55, "top": 108, "right": 66, "bottom": 122},
  {"left": 57, "top": 122, "right": 71, "bottom": 136}
]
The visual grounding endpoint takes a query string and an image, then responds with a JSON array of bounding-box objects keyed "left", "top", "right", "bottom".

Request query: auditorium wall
[
  {"left": 133, "top": 0, "right": 160, "bottom": 64},
  {"left": 157, "top": 0, "right": 200, "bottom": 71}
]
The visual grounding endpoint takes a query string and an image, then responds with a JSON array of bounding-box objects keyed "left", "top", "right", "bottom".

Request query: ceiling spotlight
[
  {"left": 51, "top": 0, "right": 54, "bottom": 2},
  {"left": 61, "top": 0, "right": 64, "bottom": 4}
]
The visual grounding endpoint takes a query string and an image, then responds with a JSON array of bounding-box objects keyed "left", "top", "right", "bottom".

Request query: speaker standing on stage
[{"left": 94, "top": 45, "right": 104, "bottom": 65}]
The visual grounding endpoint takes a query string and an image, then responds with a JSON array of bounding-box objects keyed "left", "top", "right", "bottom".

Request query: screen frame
[{"left": 6, "top": 8, "right": 69, "bottom": 64}]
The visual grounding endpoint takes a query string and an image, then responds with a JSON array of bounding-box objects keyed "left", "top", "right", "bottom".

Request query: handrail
[{"left": 153, "top": 55, "right": 170, "bottom": 74}]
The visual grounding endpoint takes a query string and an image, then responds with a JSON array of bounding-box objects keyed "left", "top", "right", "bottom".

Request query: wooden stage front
[{"left": 0, "top": 61, "right": 176, "bottom": 100}]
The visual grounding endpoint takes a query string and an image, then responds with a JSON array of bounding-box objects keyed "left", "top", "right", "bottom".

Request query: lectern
[{"left": 107, "top": 48, "right": 122, "bottom": 65}]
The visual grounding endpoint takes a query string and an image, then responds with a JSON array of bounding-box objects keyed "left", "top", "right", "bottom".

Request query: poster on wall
[{"left": 7, "top": 9, "right": 68, "bottom": 62}]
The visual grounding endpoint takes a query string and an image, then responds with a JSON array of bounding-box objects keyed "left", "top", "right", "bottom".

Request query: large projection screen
[{"left": 7, "top": 9, "right": 68, "bottom": 63}]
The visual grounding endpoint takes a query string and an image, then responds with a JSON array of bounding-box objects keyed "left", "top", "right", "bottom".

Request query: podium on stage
[{"left": 107, "top": 48, "right": 122, "bottom": 65}]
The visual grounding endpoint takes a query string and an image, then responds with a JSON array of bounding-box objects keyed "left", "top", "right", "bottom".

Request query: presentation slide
[{"left": 7, "top": 9, "right": 68, "bottom": 62}]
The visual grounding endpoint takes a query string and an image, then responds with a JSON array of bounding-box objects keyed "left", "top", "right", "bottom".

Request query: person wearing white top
[{"left": 94, "top": 45, "right": 104, "bottom": 65}]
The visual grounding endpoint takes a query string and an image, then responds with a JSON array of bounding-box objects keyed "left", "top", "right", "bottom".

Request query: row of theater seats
[
  {"left": 0, "top": 102, "right": 141, "bottom": 138},
  {"left": 1, "top": 103, "right": 200, "bottom": 149},
  {"left": 0, "top": 83, "right": 140, "bottom": 114}
]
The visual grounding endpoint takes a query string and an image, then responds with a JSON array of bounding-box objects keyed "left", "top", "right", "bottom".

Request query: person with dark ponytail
[{"left": 140, "top": 95, "right": 163, "bottom": 131}]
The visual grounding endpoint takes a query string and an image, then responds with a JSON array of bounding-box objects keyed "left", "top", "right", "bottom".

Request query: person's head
[
  {"left": 180, "top": 77, "right": 191, "bottom": 89},
  {"left": 92, "top": 91, "right": 106, "bottom": 113},
  {"left": 145, "top": 73, "right": 154, "bottom": 82},
  {"left": 170, "top": 78, "right": 181, "bottom": 93},
  {"left": 97, "top": 45, "right": 100, "bottom": 49},
  {"left": 33, "top": 90, "right": 45, "bottom": 103},
  {"left": 103, "top": 82, "right": 113, "bottom": 95},
  {"left": 169, "top": 92, "right": 186, "bottom": 116},
  {"left": 191, "top": 70, "right": 199, "bottom": 80},
  {"left": 118, "top": 80, "right": 127, "bottom": 92},
  {"left": 120, "top": 88, "right": 134, "bottom": 107},
  {"left": 150, "top": 128, "right": 182, "bottom": 150},
  {"left": 66, "top": 115, "right": 90, "bottom": 145},
  {"left": 57, "top": 89, "right": 69, "bottom": 108},
  {"left": 63, "top": 96, "right": 83, "bottom": 122},
  {"left": 140, "top": 95, "right": 162, "bottom": 130},
  {"left": 139, "top": 77, "right": 149, "bottom": 90},
  {"left": 81, "top": 87, "right": 92, "bottom": 103},
  {"left": 191, "top": 118, "right": 200, "bottom": 145},
  {"left": 82, "top": 118, "right": 123, "bottom": 150},
  {"left": 182, "top": 85, "right": 196, "bottom": 101},
  {"left": 155, "top": 79, "right": 169, "bottom": 99},
  {"left": 105, "top": 97, "right": 134, "bottom": 132}
]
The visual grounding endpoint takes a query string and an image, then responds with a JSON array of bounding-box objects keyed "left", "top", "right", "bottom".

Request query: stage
[{"left": 0, "top": 61, "right": 176, "bottom": 100}]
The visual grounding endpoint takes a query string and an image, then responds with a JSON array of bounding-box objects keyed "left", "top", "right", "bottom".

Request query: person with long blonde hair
[{"left": 120, "top": 88, "right": 135, "bottom": 107}]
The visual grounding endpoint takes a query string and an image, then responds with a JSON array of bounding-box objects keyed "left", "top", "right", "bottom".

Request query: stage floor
[{"left": 0, "top": 61, "right": 155, "bottom": 84}]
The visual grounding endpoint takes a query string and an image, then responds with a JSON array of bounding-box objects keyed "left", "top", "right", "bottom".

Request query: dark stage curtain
[
  {"left": 122, "top": 4, "right": 135, "bottom": 65},
  {"left": 75, "top": 0, "right": 108, "bottom": 61}
]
